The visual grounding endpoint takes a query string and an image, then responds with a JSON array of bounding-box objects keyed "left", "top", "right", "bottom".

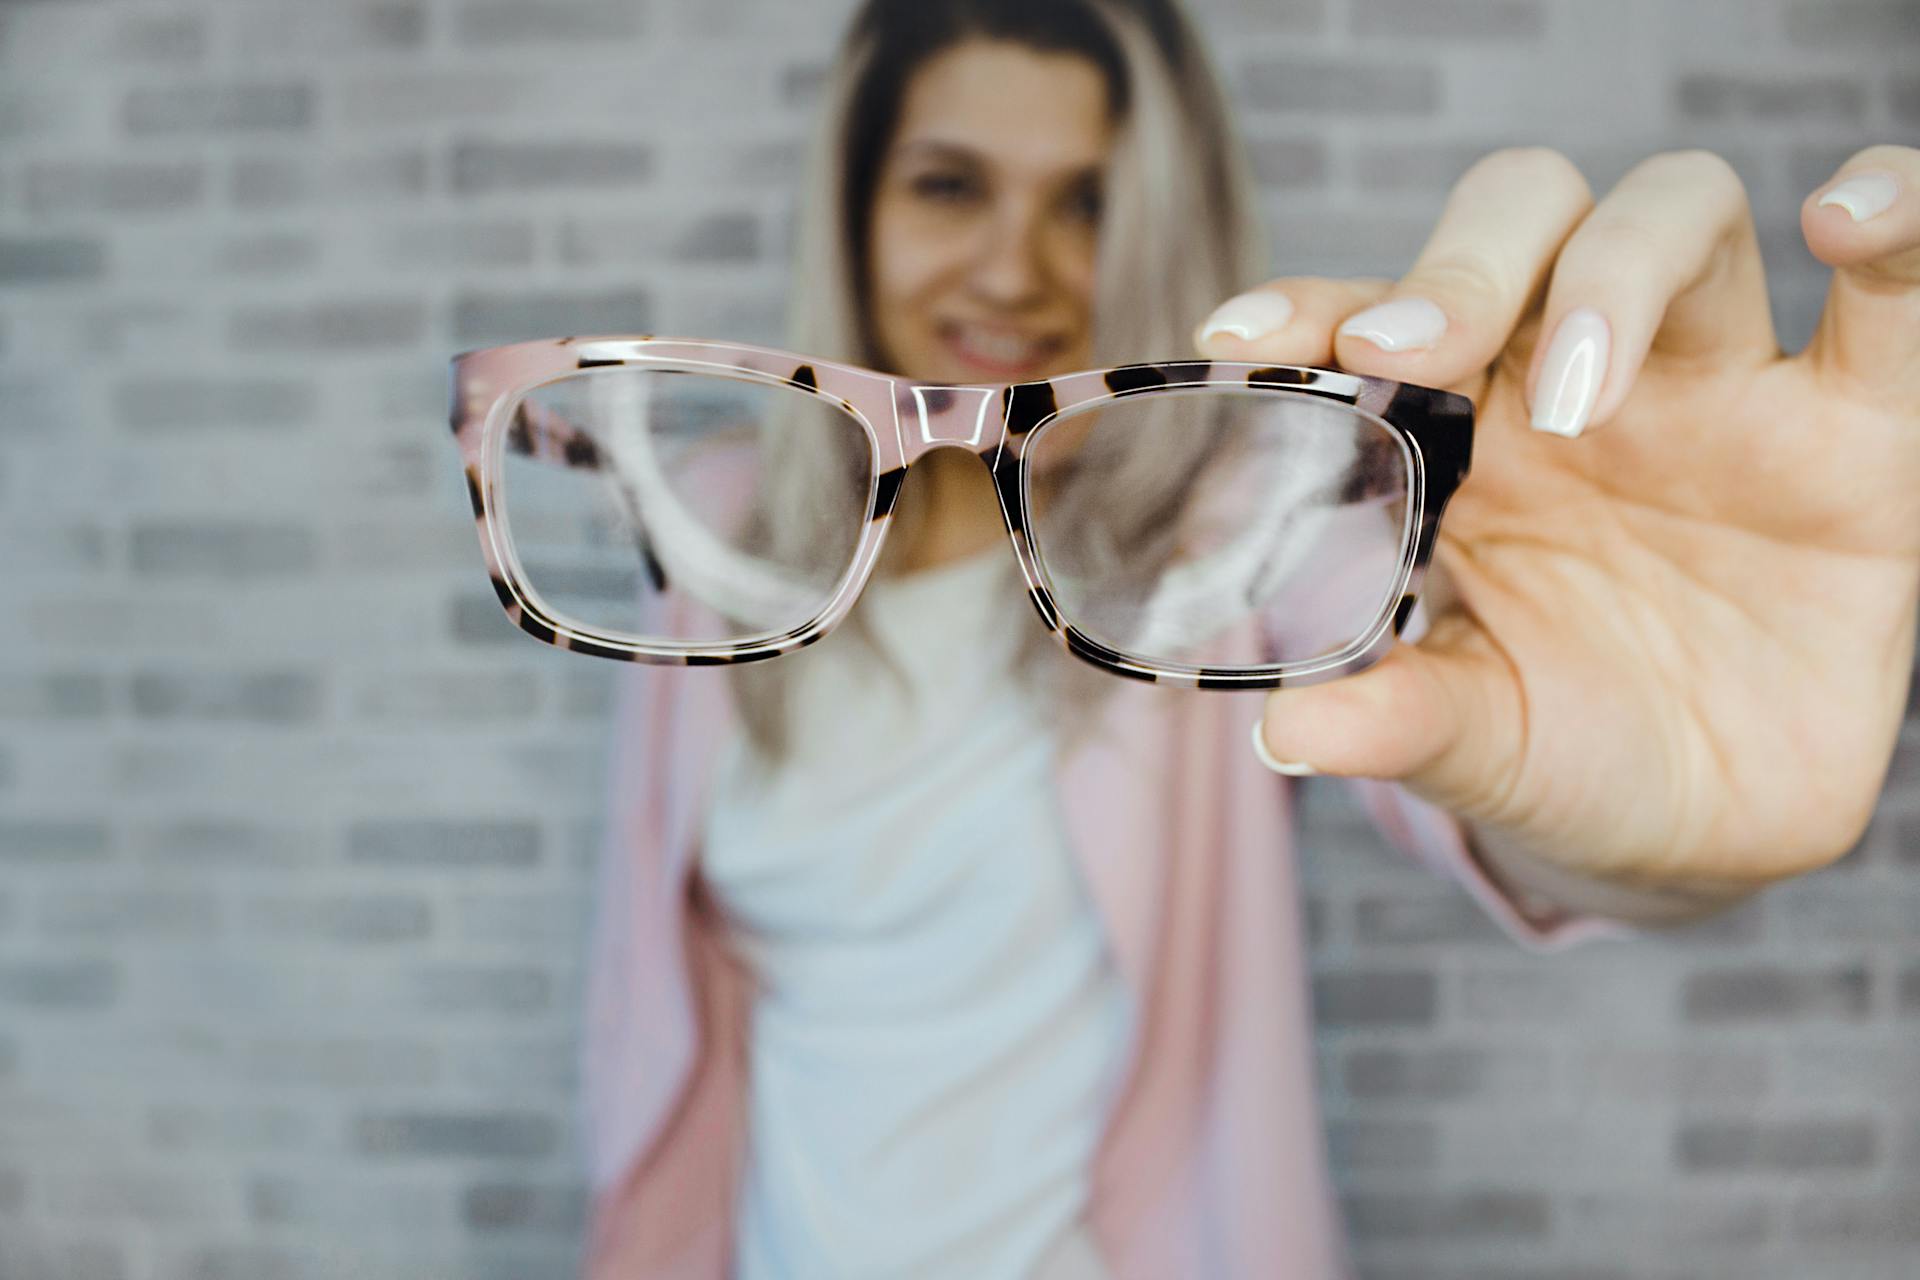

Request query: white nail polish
[
  {"left": 1337, "top": 297, "right": 1447, "bottom": 353},
  {"left": 1199, "top": 291, "right": 1295, "bottom": 344},
  {"left": 1531, "top": 306, "right": 1609, "bottom": 439},
  {"left": 1817, "top": 171, "right": 1900, "bottom": 223},
  {"left": 1251, "top": 718, "right": 1319, "bottom": 776}
]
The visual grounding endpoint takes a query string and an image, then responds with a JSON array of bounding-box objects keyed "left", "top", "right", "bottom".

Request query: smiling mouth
[{"left": 938, "top": 320, "right": 1066, "bottom": 376}]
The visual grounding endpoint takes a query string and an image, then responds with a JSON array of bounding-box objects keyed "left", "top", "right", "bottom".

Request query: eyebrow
[{"left": 890, "top": 137, "right": 1104, "bottom": 183}]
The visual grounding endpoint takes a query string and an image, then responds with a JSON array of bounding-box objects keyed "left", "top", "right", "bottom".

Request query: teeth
[{"left": 956, "top": 324, "right": 1044, "bottom": 366}]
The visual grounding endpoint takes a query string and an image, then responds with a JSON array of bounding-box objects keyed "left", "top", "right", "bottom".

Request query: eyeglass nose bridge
[{"left": 897, "top": 384, "right": 1006, "bottom": 464}]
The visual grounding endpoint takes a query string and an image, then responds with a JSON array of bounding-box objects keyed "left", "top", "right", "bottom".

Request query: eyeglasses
[{"left": 446, "top": 335, "right": 1473, "bottom": 691}]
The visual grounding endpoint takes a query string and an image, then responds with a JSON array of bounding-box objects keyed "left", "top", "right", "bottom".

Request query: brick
[
  {"left": 123, "top": 83, "right": 314, "bottom": 134},
  {"left": 0, "top": 959, "right": 118, "bottom": 1009},
  {"left": 1341, "top": 1190, "right": 1549, "bottom": 1239},
  {"left": 1563, "top": 1191, "right": 1772, "bottom": 1250},
  {"left": 1895, "top": 76, "right": 1920, "bottom": 126},
  {"left": 1572, "top": 1046, "right": 1769, "bottom": 1102},
  {"left": 1459, "top": 968, "right": 1588, "bottom": 1020},
  {"left": 0, "top": 1238, "right": 124, "bottom": 1280},
  {"left": 1784, "top": 0, "right": 1920, "bottom": 45},
  {"left": 245, "top": 1036, "right": 439, "bottom": 1089},
  {"left": 233, "top": 3, "right": 427, "bottom": 56},
  {"left": 0, "top": 1167, "right": 20, "bottom": 1212},
  {"left": 1312, "top": 970, "right": 1436, "bottom": 1026},
  {"left": 1676, "top": 1117, "right": 1877, "bottom": 1173},
  {"left": 1344, "top": 1045, "right": 1551, "bottom": 1101},
  {"left": 219, "top": 231, "right": 321, "bottom": 274},
  {"left": 558, "top": 212, "right": 757, "bottom": 266},
  {"left": 44, "top": 1171, "right": 220, "bottom": 1221},
  {"left": 351, "top": 1109, "right": 558, "bottom": 1159},
  {"left": 227, "top": 298, "right": 425, "bottom": 350},
  {"left": 1675, "top": 73, "right": 1867, "bottom": 124},
  {"left": 449, "top": 140, "right": 654, "bottom": 193},
  {"left": 0, "top": 820, "right": 112, "bottom": 864},
  {"left": 130, "top": 670, "right": 323, "bottom": 724},
  {"left": 113, "top": 376, "right": 315, "bottom": 431},
  {"left": 378, "top": 220, "right": 536, "bottom": 269},
  {"left": 461, "top": 1180, "right": 587, "bottom": 1232},
  {"left": 1243, "top": 58, "right": 1440, "bottom": 115},
  {"left": 411, "top": 966, "right": 551, "bottom": 1016},
  {"left": 1900, "top": 962, "right": 1919, "bottom": 1016},
  {"left": 139, "top": 820, "right": 322, "bottom": 870},
  {"left": 1324, "top": 1118, "right": 1438, "bottom": 1173},
  {"left": 149, "top": 1104, "right": 308, "bottom": 1153},
  {"left": 1350, "top": 0, "right": 1545, "bottom": 40},
  {"left": 450, "top": 289, "right": 651, "bottom": 348},
  {"left": 451, "top": 591, "right": 521, "bottom": 646},
  {"left": 352, "top": 669, "right": 541, "bottom": 721},
  {"left": 452, "top": 894, "right": 586, "bottom": 947},
  {"left": 455, "top": 1, "right": 643, "bottom": 45},
  {"left": 1781, "top": 885, "right": 1920, "bottom": 942},
  {"left": 24, "top": 161, "right": 205, "bottom": 217},
  {"left": 246, "top": 894, "right": 433, "bottom": 945},
  {"left": 0, "top": 235, "right": 106, "bottom": 283},
  {"left": 1355, "top": 892, "right": 1505, "bottom": 945},
  {"left": 1681, "top": 964, "right": 1871, "bottom": 1023},
  {"left": 0, "top": 523, "right": 108, "bottom": 574},
  {"left": 0, "top": 673, "right": 109, "bottom": 718},
  {"left": 1895, "top": 810, "right": 1920, "bottom": 867},
  {"left": 347, "top": 819, "right": 540, "bottom": 869},
  {"left": 112, "top": 12, "right": 206, "bottom": 63},
  {"left": 229, "top": 150, "right": 430, "bottom": 208},
  {"left": 446, "top": 1036, "right": 577, "bottom": 1092},
  {"left": 37, "top": 891, "right": 220, "bottom": 939},
  {"left": 1791, "top": 1192, "right": 1920, "bottom": 1244},
  {"left": 1244, "top": 137, "right": 1331, "bottom": 190},
  {"left": 129, "top": 521, "right": 317, "bottom": 577},
  {"left": 247, "top": 1173, "right": 444, "bottom": 1231}
]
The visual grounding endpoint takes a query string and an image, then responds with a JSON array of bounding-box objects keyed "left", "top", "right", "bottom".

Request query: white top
[{"left": 699, "top": 545, "right": 1134, "bottom": 1280}]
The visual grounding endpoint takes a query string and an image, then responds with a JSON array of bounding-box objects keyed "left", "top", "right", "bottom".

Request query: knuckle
[
  {"left": 1413, "top": 250, "right": 1517, "bottom": 310},
  {"left": 1635, "top": 148, "right": 1751, "bottom": 214}
]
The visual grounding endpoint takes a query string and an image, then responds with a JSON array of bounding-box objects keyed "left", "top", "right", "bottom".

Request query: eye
[
  {"left": 1061, "top": 176, "right": 1104, "bottom": 227},
  {"left": 910, "top": 169, "right": 981, "bottom": 203}
]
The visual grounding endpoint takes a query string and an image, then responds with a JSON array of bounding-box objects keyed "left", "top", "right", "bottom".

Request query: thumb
[{"left": 1253, "top": 609, "right": 1522, "bottom": 821}]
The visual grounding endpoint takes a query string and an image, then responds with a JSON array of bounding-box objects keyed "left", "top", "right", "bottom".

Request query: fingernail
[
  {"left": 1337, "top": 297, "right": 1447, "bottom": 353},
  {"left": 1531, "top": 306, "right": 1609, "bottom": 440},
  {"left": 1817, "top": 170, "right": 1899, "bottom": 223},
  {"left": 1251, "top": 718, "right": 1318, "bottom": 776},
  {"left": 1198, "top": 291, "right": 1295, "bottom": 346}
]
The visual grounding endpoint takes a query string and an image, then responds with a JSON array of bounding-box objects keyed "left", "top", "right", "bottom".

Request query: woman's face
[{"left": 866, "top": 39, "right": 1113, "bottom": 386}]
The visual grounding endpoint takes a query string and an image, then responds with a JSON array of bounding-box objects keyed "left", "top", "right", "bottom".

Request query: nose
[
  {"left": 899, "top": 385, "right": 1005, "bottom": 464},
  {"left": 969, "top": 199, "right": 1048, "bottom": 306}
]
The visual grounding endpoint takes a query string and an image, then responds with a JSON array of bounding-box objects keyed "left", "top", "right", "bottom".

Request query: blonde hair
[{"left": 728, "top": 0, "right": 1268, "bottom": 760}]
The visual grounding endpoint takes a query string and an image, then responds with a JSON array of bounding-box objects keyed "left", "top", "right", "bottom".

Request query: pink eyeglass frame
[{"left": 447, "top": 335, "right": 1474, "bottom": 691}]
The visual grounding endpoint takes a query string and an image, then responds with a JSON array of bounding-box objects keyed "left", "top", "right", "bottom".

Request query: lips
[{"left": 937, "top": 319, "right": 1065, "bottom": 378}]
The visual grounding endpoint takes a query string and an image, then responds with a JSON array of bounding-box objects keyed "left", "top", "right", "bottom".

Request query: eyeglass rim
[{"left": 447, "top": 335, "right": 1474, "bottom": 691}]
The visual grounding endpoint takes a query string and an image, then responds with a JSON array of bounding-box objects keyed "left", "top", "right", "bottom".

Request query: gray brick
[
  {"left": 1244, "top": 137, "right": 1330, "bottom": 189},
  {"left": 149, "top": 1104, "right": 308, "bottom": 1153},
  {"left": 1313, "top": 970, "right": 1436, "bottom": 1026},
  {"left": 1784, "top": 0, "right": 1920, "bottom": 45},
  {"left": 446, "top": 1035, "right": 578, "bottom": 1092},
  {"left": 219, "top": 231, "right": 322, "bottom": 275},
  {"left": 461, "top": 1180, "right": 587, "bottom": 1232},
  {"left": 1681, "top": 964, "right": 1871, "bottom": 1023},
  {"left": 1351, "top": 0, "right": 1545, "bottom": 40},
  {"left": 1896, "top": 76, "right": 1920, "bottom": 126},
  {"left": 1325, "top": 1118, "right": 1439, "bottom": 1173},
  {"left": 0, "top": 959, "right": 118, "bottom": 1010},
  {"left": 379, "top": 220, "right": 536, "bottom": 269},
  {"left": 229, "top": 149, "right": 430, "bottom": 208},
  {"left": 449, "top": 140, "right": 654, "bottom": 193},
  {"left": 558, "top": 212, "right": 757, "bottom": 266},
  {"left": 0, "top": 235, "right": 106, "bottom": 283},
  {"left": 411, "top": 966, "right": 551, "bottom": 1016},
  {"left": 1345, "top": 1046, "right": 1552, "bottom": 1101},
  {"left": 351, "top": 1109, "right": 558, "bottom": 1159},
  {"left": 1563, "top": 1190, "right": 1773, "bottom": 1251},
  {"left": 1572, "top": 1046, "right": 1770, "bottom": 1102},
  {"left": 1, "top": 523, "right": 109, "bottom": 574},
  {"left": 1342, "top": 1190, "right": 1550, "bottom": 1239},
  {"left": 451, "top": 591, "right": 521, "bottom": 646},
  {"left": 352, "top": 669, "right": 542, "bottom": 721},
  {"left": 1791, "top": 1192, "right": 1920, "bottom": 1244},
  {"left": 246, "top": 894, "right": 432, "bottom": 945},
  {"left": 0, "top": 1237, "right": 124, "bottom": 1280},
  {"left": 233, "top": 3, "right": 427, "bottom": 56},
  {"left": 1675, "top": 73, "right": 1867, "bottom": 124},
  {"left": 111, "top": 11, "right": 205, "bottom": 63},
  {"left": 1895, "top": 810, "right": 1920, "bottom": 868},
  {"left": 0, "top": 672, "right": 109, "bottom": 718},
  {"left": 1353, "top": 139, "right": 1535, "bottom": 192},
  {"left": 123, "top": 83, "right": 314, "bottom": 135},
  {"left": 246, "top": 1173, "right": 445, "bottom": 1231},
  {"left": 1243, "top": 58, "right": 1440, "bottom": 115},
  {"left": 113, "top": 376, "right": 316, "bottom": 431},
  {"left": 0, "top": 820, "right": 112, "bottom": 864},
  {"left": 1356, "top": 892, "right": 1505, "bottom": 945},
  {"left": 227, "top": 298, "right": 425, "bottom": 351},
  {"left": 0, "top": 1038, "right": 13, "bottom": 1078},
  {"left": 347, "top": 819, "right": 541, "bottom": 869},
  {"left": 1900, "top": 963, "right": 1919, "bottom": 1016},
  {"left": 130, "top": 670, "right": 323, "bottom": 724},
  {"left": 450, "top": 288, "right": 651, "bottom": 347},
  {"left": 244, "top": 1036, "right": 439, "bottom": 1089},
  {"left": 24, "top": 161, "right": 205, "bottom": 217},
  {"left": 1781, "top": 885, "right": 1920, "bottom": 942},
  {"left": 129, "top": 521, "right": 317, "bottom": 577},
  {"left": 1459, "top": 968, "right": 1589, "bottom": 1021},
  {"left": 455, "top": 1, "right": 643, "bottom": 45},
  {"left": 452, "top": 893, "right": 587, "bottom": 947},
  {"left": 37, "top": 891, "right": 220, "bottom": 940},
  {"left": 0, "top": 1167, "right": 19, "bottom": 1212},
  {"left": 44, "top": 1171, "right": 220, "bottom": 1222},
  {"left": 138, "top": 820, "right": 322, "bottom": 870},
  {"left": 1677, "top": 1117, "right": 1878, "bottom": 1173}
]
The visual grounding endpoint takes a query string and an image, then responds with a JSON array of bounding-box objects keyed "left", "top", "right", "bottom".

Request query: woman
[{"left": 581, "top": 0, "right": 1920, "bottom": 1275}]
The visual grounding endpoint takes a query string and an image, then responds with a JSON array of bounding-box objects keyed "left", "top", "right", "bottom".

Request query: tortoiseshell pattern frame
[{"left": 447, "top": 336, "right": 1473, "bottom": 691}]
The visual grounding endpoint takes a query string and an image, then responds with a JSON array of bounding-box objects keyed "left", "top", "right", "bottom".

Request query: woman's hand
[{"left": 1201, "top": 145, "right": 1920, "bottom": 915}]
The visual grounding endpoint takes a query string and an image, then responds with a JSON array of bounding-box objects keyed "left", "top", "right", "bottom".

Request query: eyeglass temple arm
[{"left": 508, "top": 399, "right": 669, "bottom": 592}]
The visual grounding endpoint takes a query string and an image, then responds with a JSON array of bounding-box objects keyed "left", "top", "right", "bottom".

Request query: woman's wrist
[{"left": 1460, "top": 817, "right": 1761, "bottom": 929}]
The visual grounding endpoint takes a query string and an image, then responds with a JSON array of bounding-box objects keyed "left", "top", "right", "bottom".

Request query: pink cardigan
[{"left": 580, "top": 634, "right": 1625, "bottom": 1278}]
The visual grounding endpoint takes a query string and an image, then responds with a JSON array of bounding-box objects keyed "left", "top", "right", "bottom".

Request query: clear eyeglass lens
[
  {"left": 495, "top": 366, "right": 874, "bottom": 647},
  {"left": 1023, "top": 387, "right": 1413, "bottom": 670}
]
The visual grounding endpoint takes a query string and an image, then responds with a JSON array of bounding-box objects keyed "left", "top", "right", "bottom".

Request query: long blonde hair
[{"left": 729, "top": 0, "right": 1268, "bottom": 760}]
